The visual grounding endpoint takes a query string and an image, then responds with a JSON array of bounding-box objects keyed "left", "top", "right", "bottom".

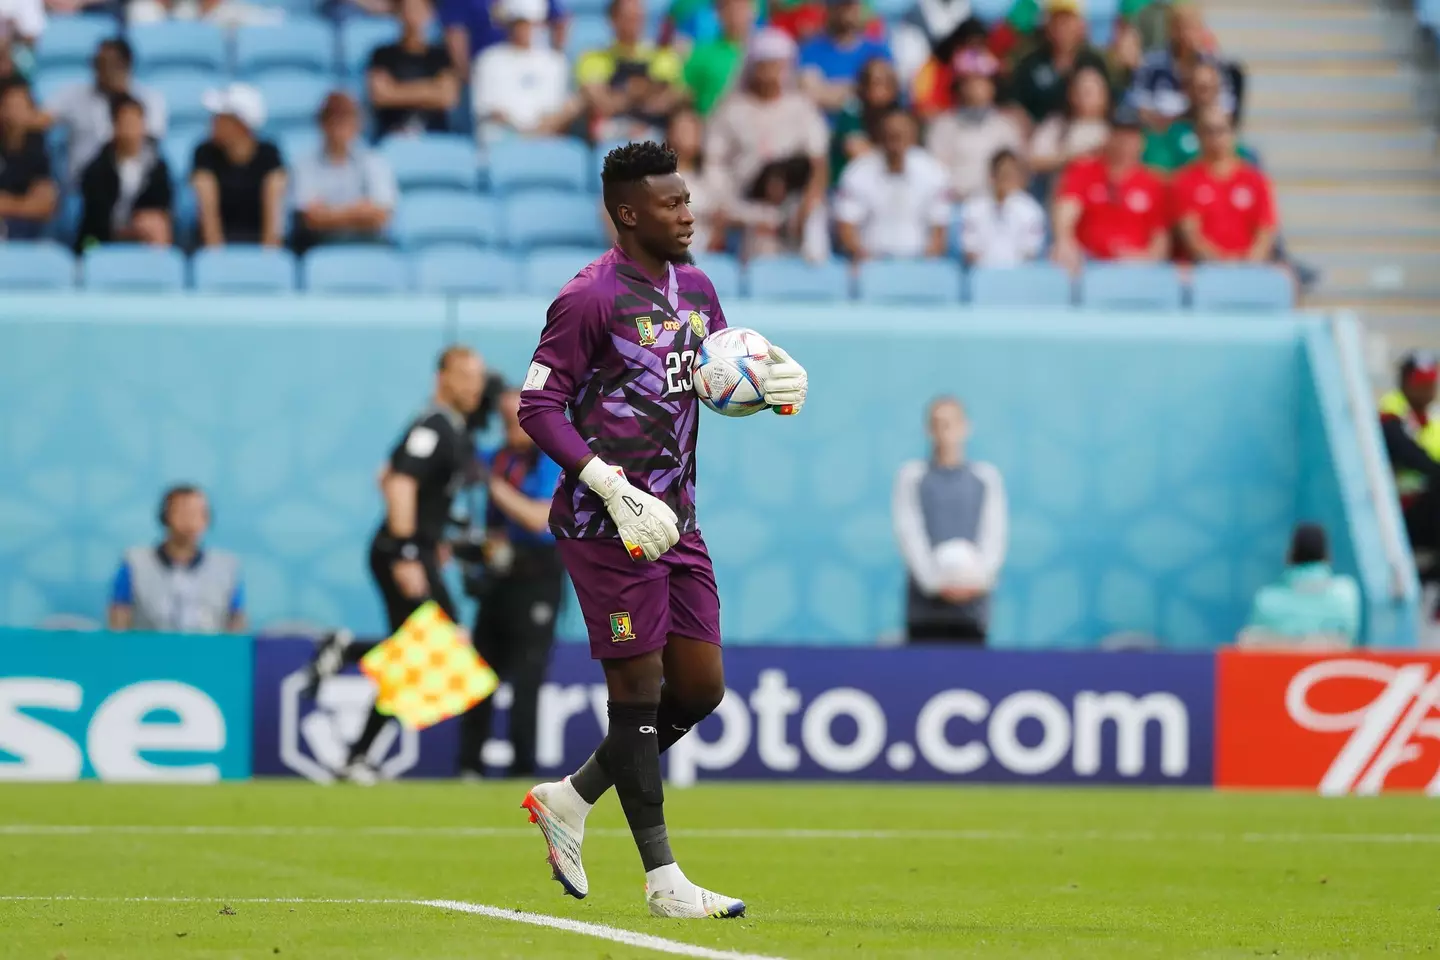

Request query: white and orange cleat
[
  {"left": 521, "top": 778, "right": 591, "bottom": 899},
  {"left": 644, "top": 863, "right": 746, "bottom": 919}
]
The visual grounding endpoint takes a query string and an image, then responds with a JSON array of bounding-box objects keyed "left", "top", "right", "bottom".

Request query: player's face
[
  {"left": 633, "top": 172, "right": 696, "bottom": 265},
  {"left": 167, "top": 493, "right": 210, "bottom": 544},
  {"left": 441, "top": 353, "right": 486, "bottom": 414}
]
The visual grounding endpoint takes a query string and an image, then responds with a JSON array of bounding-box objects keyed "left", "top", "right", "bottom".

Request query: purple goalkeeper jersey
[{"left": 517, "top": 246, "right": 728, "bottom": 540}]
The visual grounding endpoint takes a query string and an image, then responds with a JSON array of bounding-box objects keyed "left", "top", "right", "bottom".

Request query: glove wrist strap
[{"left": 579, "top": 457, "right": 625, "bottom": 502}]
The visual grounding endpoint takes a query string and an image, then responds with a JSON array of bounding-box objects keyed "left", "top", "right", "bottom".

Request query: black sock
[
  {"left": 570, "top": 690, "right": 712, "bottom": 804},
  {"left": 339, "top": 641, "right": 379, "bottom": 667},
  {"left": 348, "top": 706, "right": 390, "bottom": 764},
  {"left": 599, "top": 700, "right": 671, "bottom": 871}
]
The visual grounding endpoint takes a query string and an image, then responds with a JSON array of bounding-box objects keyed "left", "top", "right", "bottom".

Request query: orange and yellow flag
[{"left": 359, "top": 601, "right": 499, "bottom": 731}]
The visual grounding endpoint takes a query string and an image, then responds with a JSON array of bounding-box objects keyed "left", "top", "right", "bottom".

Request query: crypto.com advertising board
[{"left": 250, "top": 643, "right": 1215, "bottom": 786}]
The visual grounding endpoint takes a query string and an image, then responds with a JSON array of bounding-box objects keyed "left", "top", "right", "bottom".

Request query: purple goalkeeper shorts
[{"left": 557, "top": 531, "right": 722, "bottom": 660}]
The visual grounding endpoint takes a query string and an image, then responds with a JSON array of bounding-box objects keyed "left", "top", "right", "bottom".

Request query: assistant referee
[{"left": 321, "top": 345, "right": 494, "bottom": 784}]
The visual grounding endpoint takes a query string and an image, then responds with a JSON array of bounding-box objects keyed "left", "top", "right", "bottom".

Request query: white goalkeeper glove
[
  {"left": 764, "top": 344, "right": 808, "bottom": 416},
  {"left": 579, "top": 457, "right": 680, "bottom": 561}
]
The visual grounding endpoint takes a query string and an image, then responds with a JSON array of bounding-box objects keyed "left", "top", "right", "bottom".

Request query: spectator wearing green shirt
[
  {"left": 1141, "top": 59, "right": 1254, "bottom": 172},
  {"left": 683, "top": 0, "right": 756, "bottom": 115},
  {"left": 1007, "top": 0, "right": 1111, "bottom": 125},
  {"left": 1239, "top": 524, "right": 1358, "bottom": 649},
  {"left": 829, "top": 55, "right": 899, "bottom": 185}
]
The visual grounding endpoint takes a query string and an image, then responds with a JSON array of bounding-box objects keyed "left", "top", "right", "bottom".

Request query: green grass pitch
[{"left": 0, "top": 782, "right": 1434, "bottom": 959}]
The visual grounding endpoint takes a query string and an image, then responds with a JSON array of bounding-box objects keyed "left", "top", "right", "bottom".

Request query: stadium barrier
[{"left": 7, "top": 629, "right": 1436, "bottom": 794}]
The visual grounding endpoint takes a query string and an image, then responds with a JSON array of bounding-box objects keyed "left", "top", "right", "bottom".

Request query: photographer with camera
[{"left": 454, "top": 388, "right": 564, "bottom": 780}]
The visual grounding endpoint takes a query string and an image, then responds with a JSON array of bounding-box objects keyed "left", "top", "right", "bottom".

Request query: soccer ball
[{"left": 693, "top": 327, "right": 773, "bottom": 417}]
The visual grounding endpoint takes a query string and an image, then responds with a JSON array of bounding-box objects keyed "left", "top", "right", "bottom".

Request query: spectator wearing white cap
[
  {"left": 471, "top": 0, "right": 577, "bottom": 144},
  {"left": 833, "top": 107, "right": 948, "bottom": 261},
  {"left": 704, "top": 27, "right": 831, "bottom": 261},
  {"left": 193, "top": 83, "right": 286, "bottom": 248},
  {"left": 924, "top": 48, "right": 1022, "bottom": 202}
]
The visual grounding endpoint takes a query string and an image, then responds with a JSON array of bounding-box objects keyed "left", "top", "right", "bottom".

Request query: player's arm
[
  {"left": 518, "top": 286, "right": 679, "bottom": 560},
  {"left": 1050, "top": 172, "right": 1084, "bottom": 270},
  {"left": 1246, "top": 176, "right": 1279, "bottom": 263},
  {"left": 972, "top": 463, "right": 1009, "bottom": 590},
  {"left": 487, "top": 474, "right": 552, "bottom": 535},
  {"left": 382, "top": 415, "right": 450, "bottom": 594},
  {"left": 892, "top": 461, "right": 944, "bottom": 597},
  {"left": 226, "top": 579, "right": 247, "bottom": 634},
  {"left": 107, "top": 561, "right": 135, "bottom": 631}
]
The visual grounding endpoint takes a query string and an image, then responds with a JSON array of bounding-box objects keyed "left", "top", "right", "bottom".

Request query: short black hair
[
  {"left": 990, "top": 148, "right": 1019, "bottom": 175},
  {"left": 159, "top": 484, "right": 203, "bottom": 527},
  {"left": 601, "top": 140, "right": 678, "bottom": 225},
  {"left": 437, "top": 344, "right": 477, "bottom": 372},
  {"left": 97, "top": 37, "right": 134, "bottom": 67},
  {"left": 0, "top": 78, "right": 32, "bottom": 104},
  {"left": 1289, "top": 523, "right": 1328, "bottom": 566},
  {"left": 109, "top": 92, "right": 143, "bottom": 122}
]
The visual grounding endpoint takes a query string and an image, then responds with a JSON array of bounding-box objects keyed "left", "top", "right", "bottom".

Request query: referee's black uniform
[{"left": 369, "top": 402, "right": 470, "bottom": 629}]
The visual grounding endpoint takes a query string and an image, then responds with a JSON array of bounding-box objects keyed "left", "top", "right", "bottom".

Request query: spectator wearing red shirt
[
  {"left": 1171, "top": 106, "right": 1277, "bottom": 264},
  {"left": 1052, "top": 104, "right": 1169, "bottom": 272}
]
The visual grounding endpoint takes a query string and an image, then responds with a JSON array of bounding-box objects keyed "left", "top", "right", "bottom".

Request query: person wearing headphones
[
  {"left": 1379, "top": 350, "right": 1440, "bottom": 561},
  {"left": 108, "top": 484, "right": 246, "bottom": 633}
]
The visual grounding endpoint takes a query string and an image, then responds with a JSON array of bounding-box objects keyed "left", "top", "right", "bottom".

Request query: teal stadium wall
[{"left": 0, "top": 296, "right": 1417, "bottom": 647}]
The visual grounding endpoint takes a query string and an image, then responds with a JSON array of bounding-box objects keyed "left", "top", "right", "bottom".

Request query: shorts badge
[
  {"left": 689, "top": 311, "right": 707, "bottom": 338},
  {"left": 609, "top": 612, "right": 636, "bottom": 643},
  {"left": 635, "top": 316, "right": 657, "bottom": 346}
]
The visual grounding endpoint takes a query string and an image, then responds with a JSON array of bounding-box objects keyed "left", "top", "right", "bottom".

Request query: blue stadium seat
[
  {"left": 278, "top": 129, "right": 322, "bottom": 166},
  {"left": 130, "top": 22, "right": 228, "bottom": 74},
  {"left": 49, "top": 193, "right": 82, "bottom": 246},
  {"left": 82, "top": 245, "right": 187, "bottom": 292},
  {"left": 968, "top": 0, "right": 1012, "bottom": 23},
  {"left": 566, "top": 0, "right": 607, "bottom": 16},
  {"left": 1190, "top": 264, "right": 1294, "bottom": 311},
  {"left": 501, "top": 189, "right": 606, "bottom": 249},
  {"left": 565, "top": 15, "right": 613, "bottom": 59},
  {"left": 381, "top": 134, "right": 478, "bottom": 192},
  {"left": 303, "top": 245, "right": 409, "bottom": 293},
  {"left": 692, "top": 254, "right": 741, "bottom": 301},
  {"left": 147, "top": 70, "right": 215, "bottom": 127},
  {"left": 857, "top": 259, "right": 962, "bottom": 305},
  {"left": 192, "top": 246, "right": 297, "bottom": 293},
  {"left": 33, "top": 69, "right": 90, "bottom": 107},
  {"left": 1080, "top": 263, "right": 1184, "bottom": 310},
  {"left": 487, "top": 137, "right": 592, "bottom": 194},
  {"left": 967, "top": 264, "right": 1074, "bottom": 307},
  {"left": 252, "top": 71, "right": 335, "bottom": 133},
  {"left": 393, "top": 191, "right": 497, "bottom": 249},
  {"left": 340, "top": 17, "right": 401, "bottom": 76},
  {"left": 413, "top": 245, "right": 519, "bottom": 294},
  {"left": 36, "top": 16, "right": 118, "bottom": 72},
  {"left": 746, "top": 257, "right": 851, "bottom": 302},
  {"left": 523, "top": 246, "right": 607, "bottom": 295},
  {"left": 235, "top": 18, "right": 338, "bottom": 77},
  {"left": 0, "top": 241, "right": 75, "bottom": 290}
]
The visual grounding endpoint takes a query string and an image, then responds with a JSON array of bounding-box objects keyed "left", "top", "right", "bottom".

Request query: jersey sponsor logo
[
  {"left": 609, "top": 612, "right": 636, "bottom": 643},
  {"left": 1216, "top": 651, "right": 1440, "bottom": 794},
  {"left": 635, "top": 316, "right": 658, "bottom": 347},
  {"left": 405, "top": 426, "right": 439, "bottom": 458},
  {"left": 688, "top": 311, "right": 707, "bottom": 338},
  {"left": 663, "top": 319, "right": 682, "bottom": 331},
  {"left": 523, "top": 361, "right": 552, "bottom": 391}
]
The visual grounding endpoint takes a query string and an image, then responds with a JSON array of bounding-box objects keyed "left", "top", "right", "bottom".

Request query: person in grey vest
[
  {"left": 892, "top": 396, "right": 1008, "bottom": 643},
  {"left": 108, "top": 485, "right": 246, "bottom": 634}
]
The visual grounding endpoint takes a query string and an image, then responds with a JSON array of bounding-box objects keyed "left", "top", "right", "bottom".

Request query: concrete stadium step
[
  {"left": 1246, "top": 75, "right": 1420, "bottom": 113},
  {"left": 1254, "top": 115, "right": 1430, "bottom": 134},
  {"left": 1244, "top": 57, "right": 1413, "bottom": 73},
  {"left": 1261, "top": 155, "right": 1439, "bottom": 179},
  {"left": 1249, "top": 130, "right": 1437, "bottom": 153},
  {"left": 1284, "top": 232, "right": 1440, "bottom": 253},
  {"left": 1278, "top": 182, "right": 1440, "bottom": 201},
  {"left": 1274, "top": 168, "right": 1440, "bottom": 187}
]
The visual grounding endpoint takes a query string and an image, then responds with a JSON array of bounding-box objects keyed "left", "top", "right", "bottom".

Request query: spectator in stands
[
  {"left": 1051, "top": 104, "right": 1169, "bottom": 271},
  {"left": 0, "top": 80, "right": 55, "bottom": 239},
  {"left": 1007, "top": 0, "right": 1109, "bottom": 125},
  {"left": 829, "top": 55, "right": 899, "bottom": 184},
  {"left": 907, "top": 15, "right": 987, "bottom": 121},
  {"left": 76, "top": 94, "right": 173, "bottom": 251},
  {"left": 706, "top": 27, "right": 830, "bottom": 261},
  {"left": 797, "top": 0, "right": 891, "bottom": 115},
  {"left": 893, "top": 396, "right": 1008, "bottom": 645},
  {"left": 682, "top": 0, "right": 754, "bottom": 117},
  {"left": 1238, "top": 523, "right": 1358, "bottom": 649},
  {"left": 959, "top": 148, "right": 1045, "bottom": 268},
  {"left": 576, "top": 0, "right": 684, "bottom": 144},
  {"left": 193, "top": 83, "right": 286, "bottom": 248},
  {"left": 1171, "top": 106, "right": 1277, "bottom": 264},
  {"left": 0, "top": 38, "right": 16, "bottom": 87},
  {"left": 37, "top": 39, "right": 167, "bottom": 185},
  {"left": 1106, "top": 18, "right": 1144, "bottom": 94},
  {"left": 368, "top": 0, "right": 461, "bottom": 139},
  {"left": 1129, "top": 1, "right": 1234, "bottom": 128},
  {"left": 1141, "top": 60, "right": 1254, "bottom": 173},
  {"left": 1028, "top": 63, "right": 1109, "bottom": 178},
  {"left": 1379, "top": 352, "right": 1440, "bottom": 562},
  {"left": 291, "top": 92, "right": 397, "bottom": 253},
  {"left": 888, "top": 0, "right": 977, "bottom": 91},
  {"left": 109, "top": 484, "right": 246, "bottom": 635},
  {"left": 0, "top": 0, "right": 43, "bottom": 61},
  {"left": 666, "top": 107, "right": 718, "bottom": 250},
  {"left": 833, "top": 107, "right": 948, "bottom": 261},
  {"left": 128, "top": 0, "right": 283, "bottom": 27},
  {"left": 471, "top": 0, "right": 577, "bottom": 144},
  {"left": 443, "top": 0, "right": 565, "bottom": 80},
  {"left": 925, "top": 48, "right": 1022, "bottom": 202}
]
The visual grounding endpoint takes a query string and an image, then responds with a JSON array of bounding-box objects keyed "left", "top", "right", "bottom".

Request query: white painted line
[
  {"left": 0, "top": 896, "right": 785, "bottom": 960},
  {"left": 420, "top": 899, "right": 782, "bottom": 960},
  {"left": 2, "top": 824, "right": 1439, "bottom": 845}
]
